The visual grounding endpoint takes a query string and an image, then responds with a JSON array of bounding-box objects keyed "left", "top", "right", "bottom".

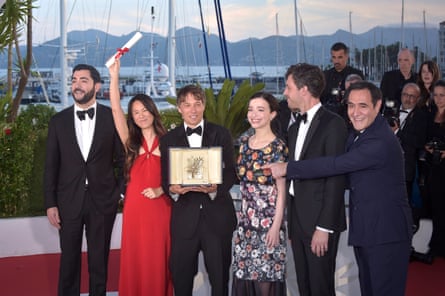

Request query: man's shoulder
[
  {"left": 382, "top": 69, "right": 400, "bottom": 78},
  {"left": 205, "top": 121, "right": 230, "bottom": 133},
  {"left": 51, "top": 105, "right": 73, "bottom": 121},
  {"left": 345, "top": 66, "right": 364, "bottom": 77}
]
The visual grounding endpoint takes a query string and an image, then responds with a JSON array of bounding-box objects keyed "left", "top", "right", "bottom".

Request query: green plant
[
  {"left": 204, "top": 79, "right": 265, "bottom": 139},
  {"left": 0, "top": 104, "right": 56, "bottom": 217},
  {"left": 164, "top": 79, "right": 265, "bottom": 139}
]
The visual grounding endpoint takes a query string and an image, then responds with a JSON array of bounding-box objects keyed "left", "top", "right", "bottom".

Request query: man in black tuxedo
[
  {"left": 396, "top": 83, "right": 428, "bottom": 204},
  {"left": 160, "top": 85, "right": 237, "bottom": 296},
  {"left": 44, "top": 64, "right": 125, "bottom": 296},
  {"left": 277, "top": 99, "right": 299, "bottom": 143},
  {"left": 281, "top": 63, "right": 348, "bottom": 296},
  {"left": 395, "top": 83, "right": 430, "bottom": 263},
  {"left": 266, "top": 81, "right": 413, "bottom": 296}
]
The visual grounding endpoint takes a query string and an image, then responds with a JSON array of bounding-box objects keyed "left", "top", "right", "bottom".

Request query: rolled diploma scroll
[{"left": 105, "top": 31, "right": 143, "bottom": 68}]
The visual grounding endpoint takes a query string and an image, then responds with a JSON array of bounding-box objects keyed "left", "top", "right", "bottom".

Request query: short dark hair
[
  {"left": 433, "top": 79, "right": 445, "bottom": 90},
  {"left": 72, "top": 64, "right": 101, "bottom": 83},
  {"left": 344, "top": 81, "right": 382, "bottom": 107},
  {"left": 331, "top": 42, "right": 349, "bottom": 54},
  {"left": 285, "top": 63, "right": 325, "bottom": 98},
  {"left": 176, "top": 84, "right": 206, "bottom": 105}
]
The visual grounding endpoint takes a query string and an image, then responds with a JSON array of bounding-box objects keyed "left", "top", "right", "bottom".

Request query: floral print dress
[{"left": 233, "top": 135, "right": 288, "bottom": 282}]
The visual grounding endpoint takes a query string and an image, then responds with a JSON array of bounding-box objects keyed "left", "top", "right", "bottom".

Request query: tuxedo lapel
[
  {"left": 64, "top": 106, "right": 85, "bottom": 162},
  {"left": 288, "top": 122, "right": 299, "bottom": 160},
  {"left": 86, "top": 104, "right": 102, "bottom": 162},
  {"left": 202, "top": 121, "right": 216, "bottom": 147},
  {"left": 300, "top": 109, "right": 322, "bottom": 159}
]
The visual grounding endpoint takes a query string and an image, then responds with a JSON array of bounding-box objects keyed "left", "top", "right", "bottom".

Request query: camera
[
  {"left": 426, "top": 139, "right": 445, "bottom": 165},
  {"left": 382, "top": 99, "right": 400, "bottom": 128},
  {"left": 324, "top": 87, "right": 346, "bottom": 116}
]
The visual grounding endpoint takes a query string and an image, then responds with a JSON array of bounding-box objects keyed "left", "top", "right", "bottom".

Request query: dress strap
[{"left": 142, "top": 136, "right": 159, "bottom": 158}]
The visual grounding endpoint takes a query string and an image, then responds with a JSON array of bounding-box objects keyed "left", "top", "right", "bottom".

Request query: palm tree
[{"left": 0, "top": 0, "right": 35, "bottom": 123}]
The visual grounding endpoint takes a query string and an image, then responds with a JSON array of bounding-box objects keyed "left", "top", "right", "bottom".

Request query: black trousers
[
  {"left": 169, "top": 210, "right": 233, "bottom": 296},
  {"left": 58, "top": 192, "right": 117, "bottom": 296}
]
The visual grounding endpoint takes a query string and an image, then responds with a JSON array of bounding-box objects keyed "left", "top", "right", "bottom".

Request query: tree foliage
[
  {"left": 165, "top": 79, "right": 265, "bottom": 140},
  {"left": 0, "top": 0, "right": 35, "bottom": 123}
]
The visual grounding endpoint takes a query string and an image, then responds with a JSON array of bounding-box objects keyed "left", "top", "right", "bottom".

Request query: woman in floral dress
[{"left": 232, "top": 92, "right": 288, "bottom": 295}]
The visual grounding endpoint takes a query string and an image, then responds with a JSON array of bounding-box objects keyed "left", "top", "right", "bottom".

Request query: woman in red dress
[{"left": 109, "top": 59, "right": 173, "bottom": 296}]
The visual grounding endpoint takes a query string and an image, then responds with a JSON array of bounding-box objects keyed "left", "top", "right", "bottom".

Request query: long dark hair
[
  {"left": 417, "top": 61, "right": 441, "bottom": 108},
  {"left": 125, "top": 94, "right": 166, "bottom": 179}
]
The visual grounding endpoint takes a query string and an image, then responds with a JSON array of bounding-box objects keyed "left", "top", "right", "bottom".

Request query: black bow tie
[
  {"left": 76, "top": 108, "right": 95, "bottom": 120},
  {"left": 399, "top": 109, "right": 409, "bottom": 113},
  {"left": 186, "top": 126, "right": 202, "bottom": 136},
  {"left": 296, "top": 113, "right": 307, "bottom": 124}
]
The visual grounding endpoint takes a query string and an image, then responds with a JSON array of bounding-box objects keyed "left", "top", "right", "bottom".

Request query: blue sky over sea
[{"left": 30, "top": 0, "right": 444, "bottom": 44}]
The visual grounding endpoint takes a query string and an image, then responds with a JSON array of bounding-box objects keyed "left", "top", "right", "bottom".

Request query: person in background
[
  {"left": 160, "top": 84, "right": 237, "bottom": 296},
  {"left": 108, "top": 59, "right": 173, "bottom": 295},
  {"left": 277, "top": 98, "right": 299, "bottom": 143},
  {"left": 344, "top": 73, "right": 363, "bottom": 90},
  {"left": 380, "top": 48, "right": 417, "bottom": 110},
  {"left": 393, "top": 83, "right": 430, "bottom": 264},
  {"left": 417, "top": 60, "right": 441, "bottom": 113},
  {"left": 265, "top": 81, "right": 413, "bottom": 296},
  {"left": 341, "top": 73, "right": 364, "bottom": 128},
  {"left": 423, "top": 80, "right": 445, "bottom": 261},
  {"left": 321, "top": 42, "right": 364, "bottom": 116},
  {"left": 281, "top": 63, "right": 348, "bottom": 296},
  {"left": 44, "top": 64, "right": 125, "bottom": 296},
  {"left": 232, "top": 92, "right": 288, "bottom": 295}
]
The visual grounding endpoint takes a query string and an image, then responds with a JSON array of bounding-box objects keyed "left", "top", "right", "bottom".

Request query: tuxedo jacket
[
  {"left": 287, "top": 107, "right": 347, "bottom": 238},
  {"left": 277, "top": 99, "right": 293, "bottom": 143},
  {"left": 380, "top": 70, "right": 418, "bottom": 108},
  {"left": 397, "top": 107, "right": 428, "bottom": 181},
  {"left": 160, "top": 121, "right": 237, "bottom": 239},
  {"left": 44, "top": 104, "right": 125, "bottom": 219},
  {"left": 287, "top": 115, "right": 413, "bottom": 247}
]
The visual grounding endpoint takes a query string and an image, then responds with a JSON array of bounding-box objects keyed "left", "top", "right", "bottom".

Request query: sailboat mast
[
  {"left": 401, "top": 0, "right": 405, "bottom": 49},
  {"left": 294, "top": 0, "right": 299, "bottom": 63},
  {"left": 349, "top": 11, "right": 354, "bottom": 68},
  {"left": 275, "top": 13, "right": 279, "bottom": 95},
  {"left": 423, "top": 10, "right": 428, "bottom": 60},
  {"left": 168, "top": 0, "right": 176, "bottom": 93},
  {"left": 148, "top": 7, "right": 158, "bottom": 97},
  {"left": 60, "top": 0, "right": 68, "bottom": 107}
]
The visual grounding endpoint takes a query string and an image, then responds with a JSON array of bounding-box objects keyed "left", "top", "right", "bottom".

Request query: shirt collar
[
  {"left": 184, "top": 120, "right": 204, "bottom": 134},
  {"left": 303, "top": 102, "right": 322, "bottom": 124}
]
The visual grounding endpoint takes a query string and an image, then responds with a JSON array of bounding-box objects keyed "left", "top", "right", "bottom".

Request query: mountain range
[{"left": 0, "top": 25, "right": 440, "bottom": 71}]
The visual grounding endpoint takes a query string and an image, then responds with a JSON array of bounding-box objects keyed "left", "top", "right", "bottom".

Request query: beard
[{"left": 72, "top": 87, "right": 96, "bottom": 105}]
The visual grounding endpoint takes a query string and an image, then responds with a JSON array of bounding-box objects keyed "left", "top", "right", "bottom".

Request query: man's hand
[
  {"left": 169, "top": 184, "right": 216, "bottom": 195},
  {"left": 262, "top": 162, "right": 288, "bottom": 179},
  {"left": 311, "top": 229, "right": 329, "bottom": 257},
  {"left": 46, "top": 207, "right": 61, "bottom": 230}
]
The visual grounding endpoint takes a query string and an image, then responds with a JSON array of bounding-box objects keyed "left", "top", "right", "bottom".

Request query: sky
[{"left": 29, "top": 0, "right": 445, "bottom": 45}]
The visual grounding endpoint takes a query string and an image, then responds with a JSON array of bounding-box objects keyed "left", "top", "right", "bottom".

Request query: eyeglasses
[{"left": 401, "top": 93, "right": 417, "bottom": 100}]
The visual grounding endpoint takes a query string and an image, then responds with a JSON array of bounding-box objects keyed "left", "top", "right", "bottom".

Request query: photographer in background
[
  {"left": 423, "top": 80, "right": 445, "bottom": 261},
  {"left": 393, "top": 83, "right": 430, "bottom": 263},
  {"left": 321, "top": 42, "right": 364, "bottom": 117}
]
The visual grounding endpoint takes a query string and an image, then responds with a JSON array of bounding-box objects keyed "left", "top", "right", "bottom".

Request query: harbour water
[{"left": 29, "top": 96, "right": 175, "bottom": 114}]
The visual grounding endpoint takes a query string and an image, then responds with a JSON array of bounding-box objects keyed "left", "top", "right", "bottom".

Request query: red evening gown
[{"left": 119, "top": 137, "right": 173, "bottom": 296}]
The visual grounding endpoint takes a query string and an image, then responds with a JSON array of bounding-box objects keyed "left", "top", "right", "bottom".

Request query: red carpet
[
  {"left": 0, "top": 250, "right": 120, "bottom": 296},
  {"left": 406, "top": 257, "right": 445, "bottom": 296},
  {"left": 1, "top": 250, "right": 444, "bottom": 295}
]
